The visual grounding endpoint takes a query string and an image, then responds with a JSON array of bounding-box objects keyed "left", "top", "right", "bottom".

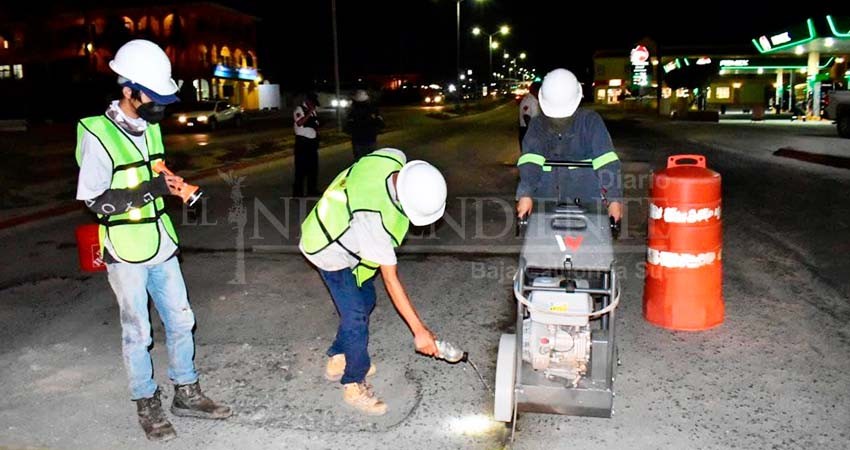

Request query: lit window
[
  {"left": 597, "top": 89, "right": 606, "bottom": 100},
  {"left": 716, "top": 87, "right": 731, "bottom": 99},
  {"left": 13, "top": 64, "right": 22, "bottom": 80},
  {"left": 0, "top": 65, "right": 10, "bottom": 79}
]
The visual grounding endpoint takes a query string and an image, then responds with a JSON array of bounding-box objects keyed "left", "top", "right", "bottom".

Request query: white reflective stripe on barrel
[
  {"left": 649, "top": 204, "right": 721, "bottom": 223},
  {"left": 647, "top": 247, "right": 721, "bottom": 269}
]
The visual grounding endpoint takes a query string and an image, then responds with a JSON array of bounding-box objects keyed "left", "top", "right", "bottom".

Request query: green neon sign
[
  {"left": 827, "top": 15, "right": 850, "bottom": 37},
  {"left": 719, "top": 57, "right": 834, "bottom": 72},
  {"left": 752, "top": 18, "right": 817, "bottom": 53}
]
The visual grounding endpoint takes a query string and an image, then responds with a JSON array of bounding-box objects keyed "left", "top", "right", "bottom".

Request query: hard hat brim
[{"left": 120, "top": 80, "right": 180, "bottom": 105}]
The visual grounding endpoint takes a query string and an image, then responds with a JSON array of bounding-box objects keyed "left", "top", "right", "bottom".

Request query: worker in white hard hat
[
  {"left": 516, "top": 68, "right": 623, "bottom": 222},
  {"left": 299, "top": 148, "right": 446, "bottom": 416},
  {"left": 344, "top": 89, "right": 385, "bottom": 161},
  {"left": 74, "top": 39, "right": 230, "bottom": 441},
  {"left": 518, "top": 80, "right": 542, "bottom": 148}
]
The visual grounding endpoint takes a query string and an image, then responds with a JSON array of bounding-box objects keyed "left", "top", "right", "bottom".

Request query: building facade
[{"left": 0, "top": 2, "right": 261, "bottom": 121}]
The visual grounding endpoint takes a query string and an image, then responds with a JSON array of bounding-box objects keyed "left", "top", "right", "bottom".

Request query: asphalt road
[{"left": 0, "top": 105, "right": 848, "bottom": 450}]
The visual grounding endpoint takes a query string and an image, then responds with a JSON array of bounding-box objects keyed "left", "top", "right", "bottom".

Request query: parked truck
[{"left": 825, "top": 90, "right": 850, "bottom": 138}]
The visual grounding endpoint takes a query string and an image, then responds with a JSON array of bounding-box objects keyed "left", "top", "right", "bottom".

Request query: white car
[{"left": 169, "top": 100, "right": 244, "bottom": 130}]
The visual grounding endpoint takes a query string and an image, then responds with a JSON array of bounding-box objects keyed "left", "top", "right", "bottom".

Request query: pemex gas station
[{"left": 593, "top": 15, "right": 850, "bottom": 119}]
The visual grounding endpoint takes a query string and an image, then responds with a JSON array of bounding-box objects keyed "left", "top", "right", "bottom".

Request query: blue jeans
[
  {"left": 106, "top": 256, "right": 198, "bottom": 400},
  {"left": 319, "top": 268, "right": 376, "bottom": 384}
]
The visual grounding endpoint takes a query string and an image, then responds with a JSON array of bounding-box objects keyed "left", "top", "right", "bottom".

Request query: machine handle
[
  {"left": 544, "top": 160, "right": 593, "bottom": 169},
  {"left": 667, "top": 154, "right": 706, "bottom": 168},
  {"left": 516, "top": 216, "right": 528, "bottom": 238},
  {"left": 609, "top": 216, "right": 621, "bottom": 240}
]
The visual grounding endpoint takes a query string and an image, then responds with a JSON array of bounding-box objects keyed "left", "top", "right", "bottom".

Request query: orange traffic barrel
[
  {"left": 75, "top": 223, "right": 107, "bottom": 273},
  {"left": 644, "top": 154, "right": 723, "bottom": 330}
]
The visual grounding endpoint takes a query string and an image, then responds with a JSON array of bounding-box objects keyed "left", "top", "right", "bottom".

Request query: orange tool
[{"left": 151, "top": 160, "right": 204, "bottom": 206}]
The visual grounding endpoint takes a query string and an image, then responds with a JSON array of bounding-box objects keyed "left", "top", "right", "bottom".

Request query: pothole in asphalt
[{"left": 198, "top": 343, "right": 421, "bottom": 432}]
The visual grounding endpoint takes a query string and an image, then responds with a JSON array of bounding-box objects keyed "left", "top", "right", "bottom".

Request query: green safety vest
[
  {"left": 75, "top": 115, "right": 179, "bottom": 263},
  {"left": 301, "top": 150, "right": 410, "bottom": 286}
]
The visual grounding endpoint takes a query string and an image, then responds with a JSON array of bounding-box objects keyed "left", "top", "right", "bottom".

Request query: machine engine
[{"left": 522, "top": 278, "right": 592, "bottom": 386}]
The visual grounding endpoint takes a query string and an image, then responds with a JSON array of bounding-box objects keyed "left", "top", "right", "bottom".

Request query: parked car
[{"left": 167, "top": 100, "right": 244, "bottom": 131}]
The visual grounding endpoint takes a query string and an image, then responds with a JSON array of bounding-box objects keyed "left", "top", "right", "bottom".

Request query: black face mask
[
  {"left": 542, "top": 115, "right": 575, "bottom": 134},
  {"left": 136, "top": 102, "right": 167, "bottom": 124}
]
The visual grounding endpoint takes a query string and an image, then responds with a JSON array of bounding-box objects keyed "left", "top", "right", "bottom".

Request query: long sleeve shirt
[{"left": 516, "top": 108, "right": 622, "bottom": 205}]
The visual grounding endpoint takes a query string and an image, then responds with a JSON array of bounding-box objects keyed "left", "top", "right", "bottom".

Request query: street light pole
[
  {"left": 456, "top": 0, "right": 461, "bottom": 105},
  {"left": 331, "top": 0, "right": 342, "bottom": 131},
  {"left": 473, "top": 25, "right": 508, "bottom": 84},
  {"left": 488, "top": 35, "right": 493, "bottom": 83},
  {"left": 456, "top": 0, "right": 461, "bottom": 83}
]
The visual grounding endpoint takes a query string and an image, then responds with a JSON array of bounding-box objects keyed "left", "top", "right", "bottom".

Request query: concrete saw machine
[{"left": 495, "top": 160, "right": 621, "bottom": 439}]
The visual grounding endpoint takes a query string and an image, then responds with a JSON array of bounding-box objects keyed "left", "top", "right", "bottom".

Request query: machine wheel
[
  {"left": 494, "top": 333, "right": 517, "bottom": 422},
  {"left": 208, "top": 117, "right": 218, "bottom": 131}
]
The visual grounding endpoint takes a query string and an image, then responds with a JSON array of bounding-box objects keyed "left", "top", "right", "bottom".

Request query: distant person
[
  {"left": 344, "top": 89, "right": 385, "bottom": 161},
  {"left": 518, "top": 81, "right": 541, "bottom": 149},
  {"left": 74, "top": 39, "right": 230, "bottom": 442},
  {"left": 293, "top": 92, "right": 321, "bottom": 196}
]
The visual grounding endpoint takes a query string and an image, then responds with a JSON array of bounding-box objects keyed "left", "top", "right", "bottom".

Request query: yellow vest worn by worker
[
  {"left": 301, "top": 149, "right": 410, "bottom": 286},
  {"left": 75, "top": 116, "right": 179, "bottom": 263}
]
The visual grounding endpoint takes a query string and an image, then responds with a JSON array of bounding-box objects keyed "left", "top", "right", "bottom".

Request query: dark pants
[
  {"left": 319, "top": 268, "right": 376, "bottom": 385},
  {"left": 352, "top": 141, "right": 376, "bottom": 162},
  {"left": 518, "top": 126, "right": 528, "bottom": 150},
  {"left": 293, "top": 135, "right": 319, "bottom": 196}
]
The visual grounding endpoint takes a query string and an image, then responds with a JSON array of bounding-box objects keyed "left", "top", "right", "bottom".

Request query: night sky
[
  {"left": 225, "top": 1, "right": 841, "bottom": 88},
  {"left": 2, "top": 1, "right": 842, "bottom": 89}
]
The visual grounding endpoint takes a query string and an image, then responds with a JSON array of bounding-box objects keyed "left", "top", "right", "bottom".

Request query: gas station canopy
[{"left": 752, "top": 16, "right": 850, "bottom": 55}]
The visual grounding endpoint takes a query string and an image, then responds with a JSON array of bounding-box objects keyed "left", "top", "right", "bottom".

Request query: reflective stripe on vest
[
  {"left": 76, "top": 116, "right": 178, "bottom": 263},
  {"left": 300, "top": 150, "right": 410, "bottom": 286},
  {"left": 518, "top": 152, "right": 619, "bottom": 171}
]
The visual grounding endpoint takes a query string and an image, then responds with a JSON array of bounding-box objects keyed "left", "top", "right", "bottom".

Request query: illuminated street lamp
[
  {"left": 472, "top": 24, "right": 509, "bottom": 82},
  {"left": 519, "top": 52, "right": 527, "bottom": 60},
  {"left": 455, "top": 1, "right": 485, "bottom": 102}
]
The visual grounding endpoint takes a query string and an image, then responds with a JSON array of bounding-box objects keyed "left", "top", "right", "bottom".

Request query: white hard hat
[
  {"left": 538, "top": 68, "right": 583, "bottom": 118},
  {"left": 353, "top": 89, "right": 369, "bottom": 102},
  {"left": 396, "top": 160, "right": 447, "bottom": 226},
  {"left": 109, "top": 39, "right": 179, "bottom": 104}
]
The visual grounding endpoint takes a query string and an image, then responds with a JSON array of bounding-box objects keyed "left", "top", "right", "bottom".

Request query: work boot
[
  {"left": 343, "top": 382, "right": 388, "bottom": 416},
  {"left": 325, "top": 354, "right": 376, "bottom": 382},
  {"left": 135, "top": 389, "right": 177, "bottom": 441},
  {"left": 170, "top": 381, "right": 232, "bottom": 419}
]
